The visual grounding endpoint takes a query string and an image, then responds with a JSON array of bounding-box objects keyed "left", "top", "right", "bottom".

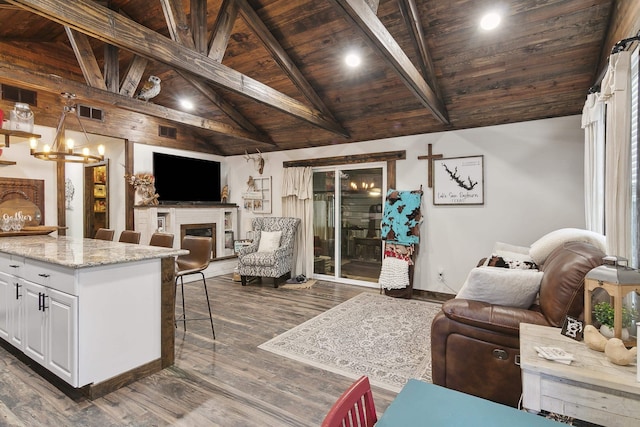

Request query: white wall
[
  {"left": 1, "top": 124, "right": 59, "bottom": 227},
  {"left": 1, "top": 126, "right": 126, "bottom": 238},
  {"left": 223, "top": 115, "right": 586, "bottom": 293},
  {"left": 10, "top": 115, "right": 584, "bottom": 292}
]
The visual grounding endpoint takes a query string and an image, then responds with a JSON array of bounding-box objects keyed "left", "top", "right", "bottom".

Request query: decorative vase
[{"left": 600, "top": 325, "right": 630, "bottom": 340}]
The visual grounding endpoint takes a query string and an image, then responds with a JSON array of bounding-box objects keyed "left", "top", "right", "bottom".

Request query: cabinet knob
[{"left": 38, "top": 273, "right": 50, "bottom": 278}]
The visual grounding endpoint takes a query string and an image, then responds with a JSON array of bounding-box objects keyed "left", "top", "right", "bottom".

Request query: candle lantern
[{"left": 584, "top": 256, "right": 640, "bottom": 347}]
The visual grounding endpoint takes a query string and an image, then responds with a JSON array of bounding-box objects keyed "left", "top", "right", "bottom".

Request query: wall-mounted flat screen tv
[{"left": 153, "top": 152, "right": 221, "bottom": 204}]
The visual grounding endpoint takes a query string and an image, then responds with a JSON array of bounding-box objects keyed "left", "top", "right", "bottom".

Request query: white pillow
[
  {"left": 529, "top": 228, "right": 606, "bottom": 265},
  {"left": 492, "top": 241, "right": 532, "bottom": 262},
  {"left": 456, "top": 267, "right": 544, "bottom": 308},
  {"left": 257, "top": 231, "right": 282, "bottom": 253}
]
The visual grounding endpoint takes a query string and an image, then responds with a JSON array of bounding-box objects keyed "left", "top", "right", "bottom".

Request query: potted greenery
[{"left": 593, "top": 301, "right": 633, "bottom": 339}]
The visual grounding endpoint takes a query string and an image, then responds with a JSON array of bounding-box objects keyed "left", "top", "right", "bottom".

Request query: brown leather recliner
[{"left": 430, "top": 241, "right": 605, "bottom": 407}]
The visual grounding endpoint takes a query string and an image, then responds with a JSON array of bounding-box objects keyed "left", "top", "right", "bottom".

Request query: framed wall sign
[{"left": 433, "top": 155, "right": 484, "bottom": 205}]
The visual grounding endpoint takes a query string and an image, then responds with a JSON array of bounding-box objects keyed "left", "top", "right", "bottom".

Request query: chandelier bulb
[
  {"left": 43, "top": 144, "right": 51, "bottom": 153},
  {"left": 66, "top": 138, "right": 74, "bottom": 152},
  {"left": 82, "top": 147, "right": 89, "bottom": 156},
  {"left": 29, "top": 137, "right": 38, "bottom": 149},
  {"left": 98, "top": 144, "right": 105, "bottom": 156}
]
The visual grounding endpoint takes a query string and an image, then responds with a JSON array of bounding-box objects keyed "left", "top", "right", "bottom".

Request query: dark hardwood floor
[{"left": 0, "top": 276, "right": 405, "bottom": 426}]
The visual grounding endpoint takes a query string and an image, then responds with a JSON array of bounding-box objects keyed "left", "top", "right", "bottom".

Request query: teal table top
[{"left": 375, "top": 379, "right": 562, "bottom": 426}]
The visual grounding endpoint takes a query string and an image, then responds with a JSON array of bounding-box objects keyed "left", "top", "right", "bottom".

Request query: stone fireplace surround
[{"left": 134, "top": 205, "right": 238, "bottom": 278}]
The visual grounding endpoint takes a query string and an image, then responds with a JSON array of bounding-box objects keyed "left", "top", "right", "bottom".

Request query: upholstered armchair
[{"left": 238, "top": 217, "right": 301, "bottom": 288}]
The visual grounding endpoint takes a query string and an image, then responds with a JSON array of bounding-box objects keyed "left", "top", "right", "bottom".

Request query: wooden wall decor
[{"left": 0, "top": 177, "right": 45, "bottom": 222}]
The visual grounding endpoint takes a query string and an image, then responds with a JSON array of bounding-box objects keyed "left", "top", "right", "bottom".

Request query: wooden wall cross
[{"left": 417, "top": 143, "right": 443, "bottom": 188}]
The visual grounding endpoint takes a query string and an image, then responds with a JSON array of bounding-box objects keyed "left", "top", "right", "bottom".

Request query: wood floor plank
[{"left": 0, "top": 276, "right": 410, "bottom": 426}]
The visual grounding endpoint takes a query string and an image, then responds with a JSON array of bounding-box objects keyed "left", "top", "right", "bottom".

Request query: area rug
[
  {"left": 280, "top": 279, "right": 317, "bottom": 289},
  {"left": 258, "top": 292, "right": 441, "bottom": 392}
]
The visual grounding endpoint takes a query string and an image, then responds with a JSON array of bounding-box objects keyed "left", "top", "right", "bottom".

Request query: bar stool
[
  {"left": 174, "top": 235, "right": 215, "bottom": 339},
  {"left": 118, "top": 230, "right": 141, "bottom": 244},
  {"left": 149, "top": 232, "right": 174, "bottom": 248},
  {"left": 94, "top": 228, "right": 115, "bottom": 241}
]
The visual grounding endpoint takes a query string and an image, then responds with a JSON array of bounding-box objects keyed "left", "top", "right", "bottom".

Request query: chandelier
[{"left": 29, "top": 92, "right": 104, "bottom": 163}]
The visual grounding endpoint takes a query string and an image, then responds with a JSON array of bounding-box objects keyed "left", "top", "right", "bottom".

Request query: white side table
[{"left": 520, "top": 323, "right": 640, "bottom": 427}]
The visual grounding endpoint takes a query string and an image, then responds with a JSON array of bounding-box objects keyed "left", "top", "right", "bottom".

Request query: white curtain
[
  {"left": 581, "top": 92, "right": 605, "bottom": 234},
  {"left": 282, "top": 166, "right": 313, "bottom": 277},
  {"left": 599, "top": 51, "right": 632, "bottom": 259}
]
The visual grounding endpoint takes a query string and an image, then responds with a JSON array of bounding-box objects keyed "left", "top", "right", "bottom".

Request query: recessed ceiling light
[
  {"left": 480, "top": 12, "right": 501, "bottom": 31},
  {"left": 345, "top": 52, "right": 361, "bottom": 68},
  {"left": 180, "top": 99, "right": 194, "bottom": 110}
]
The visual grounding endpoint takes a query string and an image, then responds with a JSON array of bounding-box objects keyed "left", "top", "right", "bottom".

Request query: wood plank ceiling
[{"left": 0, "top": 0, "right": 615, "bottom": 156}]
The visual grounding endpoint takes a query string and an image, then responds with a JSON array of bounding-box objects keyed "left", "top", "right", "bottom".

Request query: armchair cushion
[
  {"left": 258, "top": 231, "right": 282, "bottom": 252},
  {"left": 456, "top": 267, "right": 543, "bottom": 308}
]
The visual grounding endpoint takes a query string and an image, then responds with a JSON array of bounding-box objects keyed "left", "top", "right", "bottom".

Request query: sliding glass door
[{"left": 313, "top": 165, "right": 385, "bottom": 285}]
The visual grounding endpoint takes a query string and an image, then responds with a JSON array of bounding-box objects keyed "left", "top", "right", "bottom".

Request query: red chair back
[{"left": 321, "top": 376, "right": 377, "bottom": 427}]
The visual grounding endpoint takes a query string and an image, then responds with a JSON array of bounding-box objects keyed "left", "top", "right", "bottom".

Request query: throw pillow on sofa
[{"left": 456, "top": 266, "right": 544, "bottom": 308}]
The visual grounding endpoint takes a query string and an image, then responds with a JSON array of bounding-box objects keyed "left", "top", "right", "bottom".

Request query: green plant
[{"left": 593, "top": 301, "right": 633, "bottom": 328}]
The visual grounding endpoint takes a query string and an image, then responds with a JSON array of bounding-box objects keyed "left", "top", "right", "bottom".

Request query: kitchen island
[{"left": 0, "top": 235, "right": 186, "bottom": 399}]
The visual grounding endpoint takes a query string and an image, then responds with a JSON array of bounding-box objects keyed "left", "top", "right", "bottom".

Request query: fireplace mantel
[{"left": 134, "top": 205, "right": 238, "bottom": 260}]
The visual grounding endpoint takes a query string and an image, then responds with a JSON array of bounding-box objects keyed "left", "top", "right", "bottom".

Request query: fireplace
[{"left": 180, "top": 223, "right": 216, "bottom": 259}]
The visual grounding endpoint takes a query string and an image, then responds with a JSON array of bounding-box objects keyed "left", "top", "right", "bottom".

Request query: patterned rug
[{"left": 258, "top": 292, "right": 441, "bottom": 392}]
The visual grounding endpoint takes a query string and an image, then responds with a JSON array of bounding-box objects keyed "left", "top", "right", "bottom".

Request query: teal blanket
[{"left": 380, "top": 189, "right": 422, "bottom": 245}]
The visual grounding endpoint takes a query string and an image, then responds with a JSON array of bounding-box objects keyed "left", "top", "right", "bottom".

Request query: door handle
[
  {"left": 15, "top": 282, "right": 21, "bottom": 299},
  {"left": 38, "top": 292, "right": 49, "bottom": 311}
]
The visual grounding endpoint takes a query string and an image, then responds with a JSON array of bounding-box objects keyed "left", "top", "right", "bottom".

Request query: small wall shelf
[{"left": 0, "top": 128, "right": 41, "bottom": 147}]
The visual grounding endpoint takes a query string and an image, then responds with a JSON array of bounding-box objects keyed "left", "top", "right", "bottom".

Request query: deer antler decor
[{"left": 243, "top": 149, "right": 265, "bottom": 174}]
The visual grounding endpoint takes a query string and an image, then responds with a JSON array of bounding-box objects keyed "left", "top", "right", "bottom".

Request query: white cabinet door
[
  {"left": 10, "top": 279, "right": 23, "bottom": 349},
  {"left": 22, "top": 279, "right": 78, "bottom": 386},
  {"left": 0, "top": 271, "right": 25, "bottom": 349},
  {"left": 46, "top": 287, "right": 77, "bottom": 385},
  {"left": 22, "top": 280, "right": 47, "bottom": 366},
  {"left": 0, "top": 271, "right": 10, "bottom": 340}
]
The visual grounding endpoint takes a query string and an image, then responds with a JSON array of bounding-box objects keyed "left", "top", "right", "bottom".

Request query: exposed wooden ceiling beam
[
  {"left": 190, "top": 0, "right": 208, "bottom": 55},
  {"left": 329, "top": 0, "right": 449, "bottom": 124},
  {"left": 159, "top": 0, "right": 270, "bottom": 141},
  {"left": 236, "top": 0, "right": 339, "bottom": 121},
  {"left": 159, "top": 0, "right": 195, "bottom": 49},
  {"left": 119, "top": 55, "right": 148, "bottom": 97},
  {"left": 208, "top": 0, "right": 238, "bottom": 62},
  {"left": 397, "top": 0, "right": 443, "bottom": 101},
  {"left": 175, "top": 69, "right": 274, "bottom": 144},
  {"left": 6, "top": 0, "right": 350, "bottom": 138},
  {"left": 0, "top": 61, "right": 272, "bottom": 145},
  {"left": 64, "top": 26, "right": 107, "bottom": 90}
]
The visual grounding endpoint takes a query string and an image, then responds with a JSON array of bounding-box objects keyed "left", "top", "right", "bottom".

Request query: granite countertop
[{"left": 0, "top": 235, "right": 188, "bottom": 268}]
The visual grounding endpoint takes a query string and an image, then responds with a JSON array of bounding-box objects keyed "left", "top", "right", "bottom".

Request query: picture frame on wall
[{"left": 433, "top": 155, "right": 484, "bottom": 205}]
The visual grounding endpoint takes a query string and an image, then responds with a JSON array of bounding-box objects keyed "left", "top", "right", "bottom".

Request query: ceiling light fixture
[
  {"left": 180, "top": 99, "right": 194, "bottom": 110},
  {"left": 480, "top": 12, "right": 501, "bottom": 31},
  {"left": 345, "top": 52, "right": 361, "bottom": 68},
  {"left": 30, "top": 92, "right": 104, "bottom": 164}
]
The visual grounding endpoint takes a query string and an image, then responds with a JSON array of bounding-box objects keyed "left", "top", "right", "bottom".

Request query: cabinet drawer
[
  {"left": 22, "top": 260, "right": 76, "bottom": 295},
  {"left": 0, "top": 253, "right": 24, "bottom": 275}
]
